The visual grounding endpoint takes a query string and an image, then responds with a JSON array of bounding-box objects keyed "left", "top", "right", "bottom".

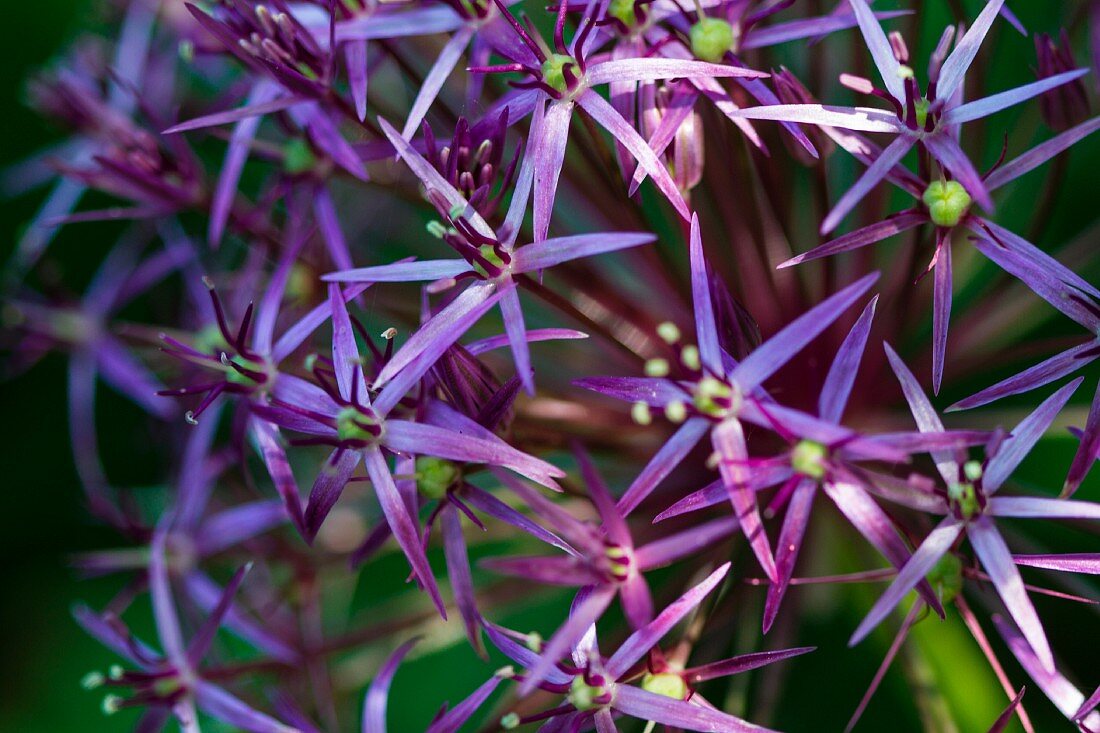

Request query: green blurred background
[{"left": 1, "top": 1, "right": 1097, "bottom": 731}]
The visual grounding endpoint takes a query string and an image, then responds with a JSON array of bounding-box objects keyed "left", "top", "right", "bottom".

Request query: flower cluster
[{"left": 4, "top": 0, "right": 1100, "bottom": 731}]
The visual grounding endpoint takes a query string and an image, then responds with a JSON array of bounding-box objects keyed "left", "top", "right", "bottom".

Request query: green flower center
[
  {"left": 925, "top": 552, "right": 963, "bottom": 604},
  {"left": 336, "top": 406, "right": 382, "bottom": 444},
  {"left": 608, "top": 0, "right": 636, "bottom": 27},
  {"left": 473, "top": 243, "right": 507, "bottom": 278},
  {"left": 224, "top": 354, "right": 272, "bottom": 388},
  {"left": 947, "top": 481, "right": 980, "bottom": 520},
  {"left": 568, "top": 675, "right": 610, "bottom": 711},
  {"left": 416, "top": 456, "right": 459, "bottom": 499},
  {"left": 922, "top": 180, "right": 971, "bottom": 228},
  {"left": 692, "top": 376, "right": 738, "bottom": 418},
  {"left": 604, "top": 543, "right": 632, "bottom": 582},
  {"left": 641, "top": 671, "right": 687, "bottom": 700},
  {"left": 690, "top": 18, "right": 735, "bottom": 63},
  {"left": 914, "top": 97, "right": 930, "bottom": 129},
  {"left": 542, "top": 54, "right": 579, "bottom": 95},
  {"left": 791, "top": 440, "right": 828, "bottom": 480}
]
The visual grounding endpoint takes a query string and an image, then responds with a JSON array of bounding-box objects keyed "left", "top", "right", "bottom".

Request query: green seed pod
[
  {"left": 690, "top": 18, "right": 735, "bottom": 63},
  {"left": 922, "top": 180, "right": 972, "bottom": 228}
]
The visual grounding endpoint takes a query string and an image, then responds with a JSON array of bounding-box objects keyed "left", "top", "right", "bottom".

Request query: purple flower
[
  {"left": 487, "top": 563, "right": 799, "bottom": 731},
  {"left": 776, "top": 114, "right": 1100, "bottom": 393},
  {"left": 579, "top": 215, "right": 880, "bottom": 581},
  {"left": 75, "top": 528, "right": 299, "bottom": 733},
  {"left": 323, "top": 117, "right": 655, "bottom": 394},
  {"left": 848, "top": 345, "right": 1100, "bottom": 673},
  {"left": 727, "top": 0, "right": 1088, "bottom": 232}
]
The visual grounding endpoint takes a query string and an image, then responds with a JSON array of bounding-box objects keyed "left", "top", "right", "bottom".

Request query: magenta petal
[
  {"left": 304, "top": 448, "right": 362, "bottom": 540},
  {"left": 923, "top": 133, "right": 994, "bottom": 211},
  {"left": 686, "top": 645, "right": 816, "bottom": 683},
  {"left": 612, "top": 684, "right": 774, "bottom": 732},
  {"left": 500, "top": 284, "right": 534, "bottom": 394},
  {"left": 883, "top": 342, "right": 958, "bottom": 485},
  {"left": 401, "top": 26, "right": 475, "bottom": 139},
  {"left": 440, "top": 503, "right": 484, "bottom": 656},
  {"left": 945, "top": 69, "right": 1091, "bottom": 125},
  {"left": 1066, "top": 379, "right": 1100, "bottom": 498},
  {"left": 517, "top": 584, "right": 616, "bottom": 695},
  {"left": 574, "top": 376, "right": 685, "bottom": 408},
  {"left": 193, "top": 681, "right": 298, "bottom": 733},
  {"left": 689, "top": 213, "right": 722, "bottom": 374},
  {"left": 846, "top": 0, "right": 905, "bottom": 99},
  {"left": 363, "top": 638, "right": 420, "bottom": 733},
  {"left": 329, "top": 283, "right": 369, "bottom": 403},
  {"left": 606, "top": 563, "right": 730, "bottom": 678},
  {"left": 728, "top": 103, "right": 903, "bottom": 132},
  {"left": 249, "top": 419, "right": 306, "bottom": 536},
  {"left": 849, "top": 517, "right": 963, "bottom": 647},
  {"left": 969, "top": 516, "right": 1054, "bottom": 672},
  {"left": 481, "top": 554, "right": 601, "bottom": 586},
  {"left": 185, "top": 565, "right": 249, "bottom": 666},
  {"left": 513, "top": 232, "right": 655, "bottom": 272},
  {"left": 819, "top": 296, "right": 878, "bottom": 422},
  {"left": 1013, "top": 553, "right": 1100, "bottom": 574},
  {"left": 164, "top": 96, "right": 305, "bottom": 134},
  {"left": 585, "top": 58, "right": 767, "bottom": 86},
  {"left": 713, "top": 419, "right": 777, "bottom": 581},
  {"left": 424, "top": 672, "right": 503, "bottom": 733},
  {"left": 463, "top": 485, "right": 571, "bottom": 552},
  {"left": 271, "top": 284, "right": 370, "bottom": 363},
  {"left": 346, "top": 40, "right": 368, "bottom": 121},
  {"left": 931, "top": 238, "right": 952, "bottom": 395},
  {"left": 781, "top": 211, "right": 926, "bottom": 269},
  {"left": 532, "top": 100, "right": 574, "bottom": 242},
  {"left": 364, "top": 447, "right": 447, "bottom": 617},
  {"left": 732, "top": 272, "right": 878, "bottom": 392},
  {"left": 983, "top": 377, "right": 1082, "bottom": 493},
  {"left": 575, "top": 90, "right": 689, "bottom": 220},
  {"left": 763, "top": 478, "right": 816, "bottom": 633},
  {"left": 635, "top": 516, "right": 737, "bottom": 570},
  {"left": 993, "top": 614, "right": 1100, "bottom": 728},
  {"left": 987, "top": 117, "right": 1100, "bottom": 191},
  {"left": 324, "top": 260, "right": 471, "bottom": 283},
  {"left": 936, "top": 0, "right": 1007, "bottom": 101},
  {"left": 987, "top": 496, "right": 1100, "bottom": 520},
  {"left": 822, "top": 135, "right": 915, "bottom": 234},
  {"left": 616, "top": 417, "right": 710, "bottom": 516}
]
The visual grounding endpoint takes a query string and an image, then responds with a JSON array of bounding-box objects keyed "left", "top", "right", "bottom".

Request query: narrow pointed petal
[
  {"left": 783, "top": 211, "right": 925, "bottom": 268},
  {"left": 1013, "top": 553, "right": 1100, "bottom": 574},
  {"left": 194, "top": 501, "right": 287, "bottom": 556},
  {"left": 983, "top": 378, "right": 1082, "bottom": 493},
  {"left": 363, "top": 638, "right": 419, "bottom": 733},
  {"left": 501, "top": 285, "right": 534, "bottom": 394},
  {"left": 384, "top": 420, "right": 562, "bottom": 487},
  {"left": 970, "top": 218, "right": 1100, "bottom": 301},
  {"left": 186, "top": 565, "right": 249, "bottom": 665},
  {"left": 466, "top": 328, "right": 587, "bottom": 355},
  {"left": 764, "top": 478, "right": 816, "bottom": 633},
  {"left": 483, "top": 621, "right": 572, "bottom": 687},
  {"left": 401, "top": 27, "right": 475, "bottom": 139},
  {"left": 988, "top": 688, "right": 1027, "bottom": 733},
  {"left": 193, "top": 681, "right": 298, "bottom": 733},
  {"left": 714, "top": 419, "right": 777, "bottom": 581},
  {"left": 585, "top": 58, "right": 767, "bottom": 86},
  {"left": 440, "top": 503, "right": 484, "bottom": 656},
  {"left": 732, "top": 272, "right": 879, "bottom": 392},
  {"left": 372, "top": 281, "right": 501, "bottom": 414},
  {"left": 689, "top": 213, "right": 722, "bottom": 374},
  {"left": 923, "top": 133, "right": 994, "bottom": 211},
  {"left": 575, "top": 90, "right": 689, "bottom": 220},
  {"left": 616, "top": 418, "right": 710, "bottom": 516},
  {"left": 635, "top": 516, "right": 737, "bottom": 570},
  {"left": 822, "top": 135, "right": 915, "bottom": 234},
  {"left": 949, "top": 342, "right": 1098, "bottom": 411},
  {"left": 822, "top": 480, "right": 946, "bottom": 615},
  {"left": 346, "top": 40, "right": 368, "bottom": 121},
  {"left": 250, "top": 419, "right": 306, "bottom": 536},
  {"left": 481, "top": 555, "right": 603, "bottom": 586},
  {"left": 424, "top": 672, "right": 503, "bottom": 733},
  {"left": 932, "top": 240, "right": 952, "bottom": 395},
  {"left": 742, "top": 11, "right": 910, "bottom": 49},
  {"left": 606, "top": 563, "right": 731, "bottom": 678},
  {"left": 164, "top": 96, "right": 306, "bottom": 133},
  {"left": 149, "top": 530, "right": 185, "bottom": 663},
  {"left": 72, "top": 604, "right": 155, "bottom": 666},
  {"left": 612, "top": 685, "right": 774, "bottom": 732},
  {"left": 969, "top": 516, "right": 1054, "bottom": 672},
  {"left": 513, "top": 232, "right": 655, "bottom": 272},
  {"left": 272, "top": 284, "right": 370, "bottom": 363},
  {"left": 463, "top": 486, "right": 571, "bottom": 552},
  {"left": 846, "top": 0, "right": 905, "bottom": 99},
  {"left": 1066, "top": 381, "right": 1100, "bottom": 498},
  {"left": 945, "top": 69, "right": 1090, "bottom": 125},
  {"left": 987, "top": 117, "right": 1100, "bottom": 191},
  {"left": 987, "top": 496, "right": 1100, "bottom": 520},
  {"left": 687, "top": 646, "right": 816, "bottom": 683},
  {"left": 993, "top": 614, "right": 1100, "bottom": 728},
  {"left": 574, "top": 376, "right": 684, "bottom": 408},
  {"left": 377, "top": 117, "right": 494, "bottom": 239},
  {"left": 725, "top": 103, "right": 903, "bottom": 132},
  {"left": 820, "top": 296, "right": 878, "bottom": 422},
  {"left": 324, "top": 260, "right": 471, "bottom": 283},
  {"left": 364, "top": 447, "right": 447, "bottom": 617},
  {"left": 517, "top": 585, "right": 616, "bottom": 695},
  {"left": 883, "top": 342, "right": 958, "bottom": 485},
  {"left": 849, "top": 517, "right": 963, "bottom": 647},
  {"left": 937, "top": 0, "right": 1007, "bottom": 101},
  {"left": 304, "top": 449, "right": 362, "bottom": 539},
  {"left": 533, "top": 100, "right": 574, "bottom": 242}
]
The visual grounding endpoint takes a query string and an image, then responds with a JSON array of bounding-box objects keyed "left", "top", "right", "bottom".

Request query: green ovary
[
  {"left": 925, "top": 552, "right": 963, "bottom": 604},
  {"left": 922, "top": 180, "right": 971, "bottom": 228},
  {"left": 791, "top": 440, "right": 828, "bottom": 479},
  {"left": 416, "top": 456, "right": 459, "bottom": 499},
  {"left": 568, "top": 676, "right": 609, "bottom": 711},
  {"left": 336, "top": 406, "right": 380, "bottom": 444},
  {"left": 641, "top": 671, "right": 687, "bottom": 700},
  {"left": 542, "top": 54, "right": 577, "bottom": 94},
  {"left": 608, "top": 0, "right": 636, "bottom": 27},
  {"left": 947, "top": 481, "right": 980, "bottom": 520},
  {"left": 690, "top": 18, "right": 735, "bottom": 63}
]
